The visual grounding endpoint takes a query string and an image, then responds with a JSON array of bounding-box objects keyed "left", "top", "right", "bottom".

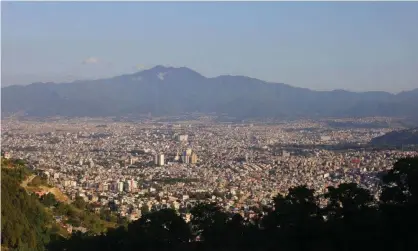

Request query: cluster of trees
[
  {"left": 28, "top": 175, "right": 50, "bottom": 187},
  {"left": 47, "top": 157, "right": 418, "bottom": 251},
  {"left": 1, "top": 164, "right": 52, "bottom": 251},
  {"left": 151, "top": 177, "right": 200, "bottom": 185},
  {"left": 1, "top": 158, "right": 30, "bottom": 176},
  {"left": 1, "top": 160, "right": 117, "bottom": 251},
  {"left": 47, "top": 196, "right": 114, "bottom": 234}
]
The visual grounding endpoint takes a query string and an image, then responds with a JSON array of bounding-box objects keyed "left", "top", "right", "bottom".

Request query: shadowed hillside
[{"left": 371, "top": 128, "right": 418, "bottom": 146}]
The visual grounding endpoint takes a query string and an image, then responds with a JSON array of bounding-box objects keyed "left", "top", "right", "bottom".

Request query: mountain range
[{"left": 2, "top": 65, "right": 417, "bottom": 119}]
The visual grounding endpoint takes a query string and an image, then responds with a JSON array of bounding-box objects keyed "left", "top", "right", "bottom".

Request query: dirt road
[
  {"left": 21, "top": 174, "right": 70, "bottom": 203},
  {"left": 21, "top": 174, "right": 36, "bottom": 188}
]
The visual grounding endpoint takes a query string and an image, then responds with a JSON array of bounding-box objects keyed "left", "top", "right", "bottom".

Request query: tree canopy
[{"left": 1, "top": 165, "right": 52, "bottom": 251}]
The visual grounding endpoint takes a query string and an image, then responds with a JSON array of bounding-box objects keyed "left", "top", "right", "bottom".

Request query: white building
[
  {"left": 129, "top": 156, "right": 138, "bottom": 165},
  {"left": 118, "top": 182, "right": 124, "bottom": 192},
  {"left": 155, "top": 154, "right": 165, "bottom": 166},
  {"left": 178, "top": 134, "right": 188, "bottom": 142},
  {"left": 320, "top": 135, "right": 331, "bottom": 142}
]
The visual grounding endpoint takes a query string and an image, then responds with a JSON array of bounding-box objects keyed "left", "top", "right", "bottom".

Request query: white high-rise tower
[{"left": 155, "top": 154, "right": 165, "bottom": 166}]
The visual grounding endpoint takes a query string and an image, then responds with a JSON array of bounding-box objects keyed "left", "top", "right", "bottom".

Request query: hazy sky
[{"left": 2, "top": 1, "right": 417, "bottom": 92}]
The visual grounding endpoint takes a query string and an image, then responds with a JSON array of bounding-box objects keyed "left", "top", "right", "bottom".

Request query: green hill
[
  {"left": 1, "top": 161, "right": 52, "bottom": 251},
  {"left": 1, "top": 158, "right": 117, "bottom": 251}
]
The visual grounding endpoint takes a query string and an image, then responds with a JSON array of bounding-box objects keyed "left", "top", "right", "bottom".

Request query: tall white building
[
  {"left": 155, "top": 154, "right": 165, "bottom": 166},
  {"left": 118, "top": 181, "right": 124, "bottom": 192}
]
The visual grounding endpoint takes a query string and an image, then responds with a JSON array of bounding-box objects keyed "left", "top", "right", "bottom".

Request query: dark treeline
[
  {"left": 46, "top": 157, "right": 418, "bottom": 251},
  {"left": 272, "top": 143, "right": 418, "bottom": 153},
  {"left": 326, "top": 121, "right": 390, "bottom": 129}
]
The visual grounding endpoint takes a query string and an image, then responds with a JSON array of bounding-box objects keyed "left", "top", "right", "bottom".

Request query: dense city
[{"left": 1, "top": 116, "right": 417, "bottom": 232}]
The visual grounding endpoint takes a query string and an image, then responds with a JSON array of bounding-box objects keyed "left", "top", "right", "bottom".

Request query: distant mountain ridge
[{"left": 2, "top": 65, "right": 417, "bottom": 119}]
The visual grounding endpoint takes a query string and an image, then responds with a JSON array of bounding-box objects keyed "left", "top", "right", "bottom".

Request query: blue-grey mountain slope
[{"left": 2, "top": 66, "right": 417, "bottom": 119}]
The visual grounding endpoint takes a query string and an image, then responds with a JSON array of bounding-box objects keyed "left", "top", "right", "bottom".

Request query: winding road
[{"left": 21, "top": 174, "right": 36, "bottom": 188}]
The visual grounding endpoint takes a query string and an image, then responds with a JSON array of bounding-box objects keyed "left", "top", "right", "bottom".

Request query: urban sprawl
[{"left": 2, "top": 116, "right": 417, "bottom": 229}]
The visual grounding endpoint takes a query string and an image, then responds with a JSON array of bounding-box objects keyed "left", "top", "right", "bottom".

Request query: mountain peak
[
  {"left": 150, "top": 65, "right": 174, "bottom": 71},
  {"left": 135, "top": 65, "right": 203, "bottom": 80}
]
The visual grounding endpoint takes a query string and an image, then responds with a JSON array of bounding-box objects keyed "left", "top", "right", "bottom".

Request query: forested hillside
[
  {"left": 1, "top": 159, "right": 118, "bottom": 251},
  {"left": 1, "top": 159, "right": 52, "bottom": 251}
]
